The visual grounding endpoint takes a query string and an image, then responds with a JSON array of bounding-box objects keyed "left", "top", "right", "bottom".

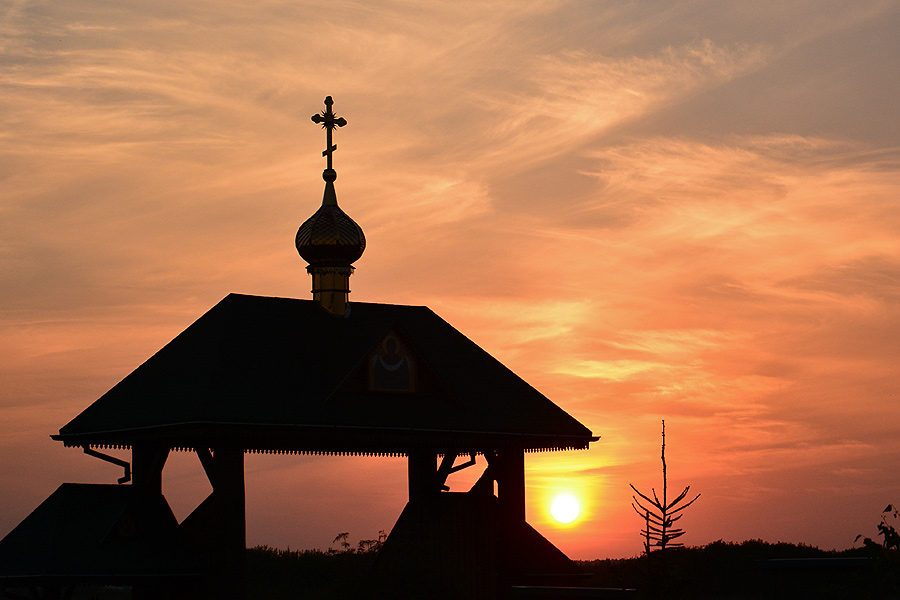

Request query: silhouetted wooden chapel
[{"left": 0, "top": 97, "right": 597, "bottom": 600}]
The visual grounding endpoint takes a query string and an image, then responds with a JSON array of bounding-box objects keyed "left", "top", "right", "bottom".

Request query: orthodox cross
[{"left": 311, "top": 96, "right": 347, "bottom": 171}]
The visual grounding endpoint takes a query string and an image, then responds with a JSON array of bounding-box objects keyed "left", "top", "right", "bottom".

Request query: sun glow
[{"left": 550, "top": 493, "right": 580, "bottom": 524}]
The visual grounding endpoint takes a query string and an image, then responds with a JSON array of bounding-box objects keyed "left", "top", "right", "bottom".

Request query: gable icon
[{"left": 368, "top": 332, "right": 416, "bottom": 393}]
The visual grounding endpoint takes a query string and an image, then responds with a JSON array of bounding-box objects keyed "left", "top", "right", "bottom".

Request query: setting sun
[{"left": 550, "top": 493, "right": 581, "bottom": 524}]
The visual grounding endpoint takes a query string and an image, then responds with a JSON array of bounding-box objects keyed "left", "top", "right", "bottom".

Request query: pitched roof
[
  {"left": 54, "top": 294, "right": 596, "bottom": 454},
  {"left": 0, "top": 483, "right": 199, "bottom": 584}
]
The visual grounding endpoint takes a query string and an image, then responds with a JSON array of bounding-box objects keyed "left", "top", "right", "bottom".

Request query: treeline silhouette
[
  {"left": 50, "top": 537, "right": 897, "bottom": 599},
  {"left": 580, "top": 539, "right": 898, "bottom": 599},
  {"left": 241, "top": 538, "right": 897, "bottom": 600}
]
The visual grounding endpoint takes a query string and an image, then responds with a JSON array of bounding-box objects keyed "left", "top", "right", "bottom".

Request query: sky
[{"left": 2, "top": 0, "right": 900, "bottom": 560}]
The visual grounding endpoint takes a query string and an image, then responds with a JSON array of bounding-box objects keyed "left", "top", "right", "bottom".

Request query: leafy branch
[
  {"left": 856, "top": 504, "right": 900, "bottom": 551},
  {"left": 329, "top": 530, "right": 387, "bottom": 555}
]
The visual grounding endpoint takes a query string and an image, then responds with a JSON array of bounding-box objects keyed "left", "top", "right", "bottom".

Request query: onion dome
[
  {"left": 297, "top": 96, "right": 363, "bottom": 316},
  {"left": 295, "top": 168, "right": 365, "bottom": 266}
]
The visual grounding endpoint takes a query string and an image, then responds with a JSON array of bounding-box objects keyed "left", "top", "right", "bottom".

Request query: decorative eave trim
[{"left": 53, "top": 421, "right": 598, "bottom": 456}]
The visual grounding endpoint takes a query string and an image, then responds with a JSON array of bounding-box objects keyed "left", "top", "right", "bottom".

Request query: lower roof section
[
  {"left": 55, "top": 294, "right": 597, "bottom": 454},
  {"left": 0, "top": 483, "right": 199, "bottom": 584}
]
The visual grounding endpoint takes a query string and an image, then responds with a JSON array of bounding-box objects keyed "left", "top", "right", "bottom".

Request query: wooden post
[
  {"left": 132, "top": 443, "right": 169, "bottom": 495},
  {"left": 408, "top": 450, "right": 436, "bottom": 503},
  {"left": 488, "top": 449, "right": 526, "bottom": 590},
  {"left": 131, "top": 444, "right": 169, "bottom": 600},
  {"left": 210, "top": 447, "right": 246, "bottom": 600},
  {"left": 494, "top": 449, "right": 525, "bottom": 524}
]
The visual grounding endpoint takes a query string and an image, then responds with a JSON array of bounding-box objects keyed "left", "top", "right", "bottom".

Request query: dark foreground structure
[{"left": 0, "top": 97, "right": 597, "bottom": 600}]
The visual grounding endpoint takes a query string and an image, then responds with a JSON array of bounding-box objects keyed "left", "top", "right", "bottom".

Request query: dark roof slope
[
  {"left": 0, "top": 483, "right": 198, "bottom": 584},
  {"left": 55, "top": 294, "right": 595, "bottom": 453},
  {"left": 376, "top": 491, "right": 583, "bottom": 595}
]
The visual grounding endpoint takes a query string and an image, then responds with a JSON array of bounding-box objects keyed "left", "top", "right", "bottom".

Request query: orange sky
[{"left": 2, "top": 1, "right": 900, "bottom": 559}]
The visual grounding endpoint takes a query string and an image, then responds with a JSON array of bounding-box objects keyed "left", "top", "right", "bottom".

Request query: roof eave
[{"left": 52, "top": 422, "right": 597, "bottom": 455}]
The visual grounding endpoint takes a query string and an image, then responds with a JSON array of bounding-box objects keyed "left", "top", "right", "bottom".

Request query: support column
[
  {"left": 131, "top": 444, "right": 170, "bottom": 600},
  {"left": 132, "top": 443, "right": 169, "bottom": 495},
  {"left": 407, "top": 450, "right": 436, "bottom": 503},
  {"left": 491, "top": 448, "right": 526, "bottom": 590},
  {"left": 493, "top": 449, "right": 526, "bottom": 525},
  {"left": 210, "top": 447, "right": 246, "bottom": 600}
]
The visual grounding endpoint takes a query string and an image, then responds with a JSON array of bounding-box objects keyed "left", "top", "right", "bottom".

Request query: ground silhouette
[
  {"left": 13, "top": 538, "right": 896, "bottom": 599},
  {"left": 239, "top": 538, "right": 898, "bottom": 599}
]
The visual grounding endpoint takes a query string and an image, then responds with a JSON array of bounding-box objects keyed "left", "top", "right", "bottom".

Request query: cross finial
[{"left": 311, "top": 96, "right": 347, "bottom": 174}]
